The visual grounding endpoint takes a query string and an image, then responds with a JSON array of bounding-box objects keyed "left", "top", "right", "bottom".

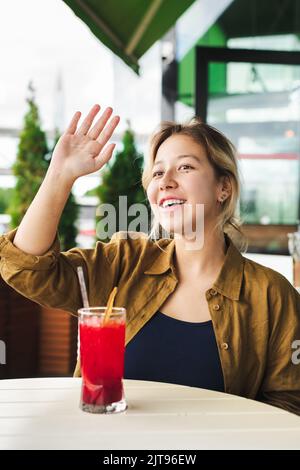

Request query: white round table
[{"left": 0, "top": 377, "right": 299, "bottom": 450}]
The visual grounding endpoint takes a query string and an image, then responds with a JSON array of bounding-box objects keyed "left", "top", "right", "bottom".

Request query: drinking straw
[
  {"left": 103, "top": 286, "right": 118, "bottom": 324},
  {"left": 75, "top": 266, "right": 90, "bottom": 376},
  {"left": 77, "top": 267, "right": 90, "bottom": 309}
]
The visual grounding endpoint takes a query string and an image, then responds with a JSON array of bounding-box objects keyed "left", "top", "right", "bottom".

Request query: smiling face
[{"left": 146, "top": 134, "right": 225, "bottom": 238}]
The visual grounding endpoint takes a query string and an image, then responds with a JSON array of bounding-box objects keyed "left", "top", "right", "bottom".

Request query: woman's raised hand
[{"left": 49, "top": 104, "right": 120, "bottom": 183}]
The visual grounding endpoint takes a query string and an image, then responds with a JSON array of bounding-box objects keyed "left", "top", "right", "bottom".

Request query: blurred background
[{"left": 0, "top": 0, "right": 299, "bottom": 378}]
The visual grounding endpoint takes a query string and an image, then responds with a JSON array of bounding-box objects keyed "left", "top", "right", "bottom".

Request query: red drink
[{"left": 78, "top": 307, "right": 127, "bottom": 413}]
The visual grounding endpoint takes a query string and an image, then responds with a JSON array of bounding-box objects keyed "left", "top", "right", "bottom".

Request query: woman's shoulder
[
  {"left": 242, "top": 254, "right": 299, "bottom": 303},
  {"left": 241, "top": 256, "right": 300, "bottom": 326}
]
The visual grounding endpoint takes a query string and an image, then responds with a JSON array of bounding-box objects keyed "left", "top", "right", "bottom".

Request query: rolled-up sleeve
[
  {"left": 0, "top": 228, "right": 122, "bottom": 315},
  {"left": 257, "top": 278, "right": 300, "bottom": 416}
]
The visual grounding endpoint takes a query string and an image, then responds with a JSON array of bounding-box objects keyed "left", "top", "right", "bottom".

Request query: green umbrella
[{"left": 63, "top": 0, "right": 195, "bottom": 74}]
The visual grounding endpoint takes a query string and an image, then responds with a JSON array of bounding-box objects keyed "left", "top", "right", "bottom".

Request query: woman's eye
[
  {"left": 152, "top": 171, "right": 164, "bottom": 178},
  {"left": 152, "top": 165, "right": 194, "bottom": 177},
  {"left": 179, "top": 164, "right": 193, "bottom": 171}
]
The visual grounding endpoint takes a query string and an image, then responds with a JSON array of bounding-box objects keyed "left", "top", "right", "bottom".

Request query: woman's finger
[
  {"left": 97, "top": 115, "right": 120, "bottom": 148},
  {"left": 77, "top": 104, "right": 101, "bottom": 135},
  {"left": 88, "top": 107, "right": 113, "bottom": 140},
  {"left": 65, "top": 111, "right": 81, "bottom": 135},
  {"left": 94, "top": 143, "right": 116, "bottom": 171}
]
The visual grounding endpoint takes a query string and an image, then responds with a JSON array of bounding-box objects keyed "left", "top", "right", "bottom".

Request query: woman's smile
[
  {"left": 158, "top": 197, "right": 187, "bottom": 211},
  {"left": 159, "top": 202, "right": 186, "bottom": 211}
]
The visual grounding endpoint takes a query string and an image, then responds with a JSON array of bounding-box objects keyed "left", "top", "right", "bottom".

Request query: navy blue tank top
[{"left": 124, "top": 311, "right": 224, "bottom": 392}]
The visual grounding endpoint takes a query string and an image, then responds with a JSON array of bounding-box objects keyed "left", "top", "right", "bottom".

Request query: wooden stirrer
[{"left": 103, "top": 287, "right": 118, "bottom": 324}]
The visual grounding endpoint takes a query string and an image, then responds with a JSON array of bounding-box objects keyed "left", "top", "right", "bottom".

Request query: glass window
[{"left": 207, "top": 60, "right": 300, "bottom": 225}]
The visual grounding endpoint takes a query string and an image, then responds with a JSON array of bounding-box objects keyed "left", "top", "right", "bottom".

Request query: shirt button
[
  {"left": 213, "top": 304, "right": 220, "bottom": 310},
  {"left": 221, "top": 342, "right": 229, "bottom": 350},
  {"left": 210, "top": 289, "right": 218, "bottom": 296}
]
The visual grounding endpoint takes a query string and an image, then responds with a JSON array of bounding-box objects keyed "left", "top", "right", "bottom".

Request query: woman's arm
[
  {"left": 0, "top": 227, "right": 123, "bottom": 315},
  {"left": 13, "top": 169, "right": 74, "bottom": 255},
  {"left": 13, "top": 104, "right": 120, "bottom": 255},
  {"left": 0, "top": 104, "right": 121, "bottom": 313}
]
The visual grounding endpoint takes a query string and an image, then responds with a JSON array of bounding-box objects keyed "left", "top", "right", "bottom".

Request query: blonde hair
[{"left": 142, "top": 116, "right": 247, "bottom": 251}]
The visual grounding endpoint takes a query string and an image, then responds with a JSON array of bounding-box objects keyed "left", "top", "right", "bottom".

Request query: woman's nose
[{"left": 159, "top": 172, "right": 178, "bottom": 190}]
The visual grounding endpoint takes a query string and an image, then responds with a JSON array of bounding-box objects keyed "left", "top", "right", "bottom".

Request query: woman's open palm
[{"left": 50, "top": 104, "right": 120, "bottom": 182}]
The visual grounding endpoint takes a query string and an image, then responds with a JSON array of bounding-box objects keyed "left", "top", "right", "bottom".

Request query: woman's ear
[
  {"left": 222, "top": 175, "right": 232, "bottom": 193},
  {"left": 217, "top": 175, "right": 232, "bottom": 203}
]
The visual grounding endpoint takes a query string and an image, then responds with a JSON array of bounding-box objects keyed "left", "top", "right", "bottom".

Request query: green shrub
[
  {"left": 7, "top": 85, "right": 48, "bottom": 228},
  {"left": 0, "top": 188, "right": 14, "bottom": 214},
  {"left": 7, "top": 83, "right": 79, "bottom": 250},
  {"left": 95, "top": 126, "right": 149, "bottom": 241}
]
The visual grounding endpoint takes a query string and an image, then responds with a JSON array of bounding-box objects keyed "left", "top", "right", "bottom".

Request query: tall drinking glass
[{"left": 78, "top": 307, "right": 127, "bottom": 414}]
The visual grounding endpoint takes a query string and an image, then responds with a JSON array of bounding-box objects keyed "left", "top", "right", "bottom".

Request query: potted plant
[
  {"left": 3, "top": 83, "right": 48, "bottom": 378},
  {"left": 3, "top": 83, "right": 79, "bottom": 377}
]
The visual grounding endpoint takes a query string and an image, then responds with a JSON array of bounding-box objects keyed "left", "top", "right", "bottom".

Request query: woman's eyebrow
[{"left": 154, "top": 154, "right": 200, "bottom": 166}]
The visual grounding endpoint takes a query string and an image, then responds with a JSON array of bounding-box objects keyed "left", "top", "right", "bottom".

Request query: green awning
[{"left": 63, "top": 0, "right": 195, "bottom": 74}]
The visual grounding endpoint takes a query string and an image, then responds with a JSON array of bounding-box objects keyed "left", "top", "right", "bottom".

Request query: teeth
[{"left": 161, "top": 199, "right": 185, "bottom": 208}]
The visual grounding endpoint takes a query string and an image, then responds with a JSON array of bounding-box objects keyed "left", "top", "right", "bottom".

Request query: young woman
[{"left": 0, "top": 104, "right": 299, "bottom": 415}]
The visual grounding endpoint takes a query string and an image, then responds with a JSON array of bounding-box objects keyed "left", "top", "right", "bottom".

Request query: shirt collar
[
  {"left": 212, "top": 234, "right": 244, "bottom": 301},
  {"left": 144, "top": 239, "right": 176, "bottom": 276},
  {"left": 144, "top": 234, "right": 244, "bottom": 301}
]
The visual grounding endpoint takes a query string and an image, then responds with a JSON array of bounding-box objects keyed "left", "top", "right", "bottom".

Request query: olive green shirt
[{"left": 0, "top": 228, "right": 300, "bottom": 416}]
